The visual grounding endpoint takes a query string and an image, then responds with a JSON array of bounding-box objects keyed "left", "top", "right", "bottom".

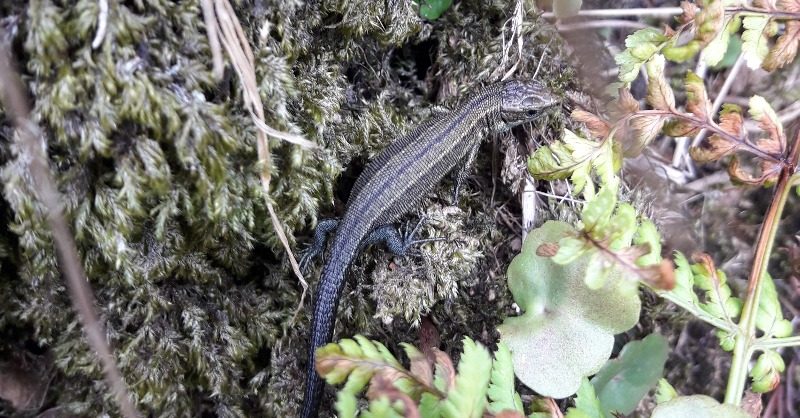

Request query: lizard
[{"left": 298, "top": 79, "right": 559, "bottom": 418}]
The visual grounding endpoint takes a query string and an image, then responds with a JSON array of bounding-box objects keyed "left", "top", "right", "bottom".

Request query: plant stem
[
  {"left": 634, "top": 110, "right": 781, "bottom": 163},
  {"left": 723, "top": 133, "right": 800, "bottom": 405},
  {"left": 726, "top": 8, "right": 800, "bottom": 20},
  {"left": 755, "top": 336, "right": 800, "bottom": 350},
  {"left": 656, "top": 291, "right": 734, "bottom": 333}
]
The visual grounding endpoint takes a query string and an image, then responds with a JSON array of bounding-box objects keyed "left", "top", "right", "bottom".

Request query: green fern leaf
[
  {"left": 755, "top": 273, "right": 793, "bottom": 338},
  {"left": 741, "top": 16, "right": 773, "bottom": 69},
  {"left": 528, "top": 129, "right": 619, "bottom": 196},
  {"left": 566, "top": 378, "right": 607, "bottom": 418},
  {"left": 487, "top": 343, "right": 523, "bottom": 413},
  {"left": 316, "top": 335, "right": 403, "bottom": 394},
  {"left": 440, "top": 338, "right": 492, "bottom": 418},
  {"left": 336, "top": 391, "right": 359, "bottom": 418}
]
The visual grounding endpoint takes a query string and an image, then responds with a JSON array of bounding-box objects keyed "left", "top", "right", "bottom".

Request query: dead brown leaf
[
  {"left": 685, "top": 73, "right": 711, "bottom": 120},
  {"left": 763, "top": 20, "right": 800, "bottom": 71},
  {"left": 366, "top": 374, "right": 421, "bottom": 418},
  {"left": 678, "top": 1, "right": 698, "bottom": 25},
  {"left": 536, "top": 242, "right": 559, "bottom": 257},
  {"left": 663, "top": 119, "right": 701, "bottom": 137},
  {"left": 572, "top": 109, "right": 611, "bottom": 140},
  {"left": 629, "top": 114, "right": 667, "bottom": 156},
  {"left": 690, "top": 133, "right": 740, "bottom": 162},
  {"left": 433, "top": 348, "right": 456, "bottom": 391}
]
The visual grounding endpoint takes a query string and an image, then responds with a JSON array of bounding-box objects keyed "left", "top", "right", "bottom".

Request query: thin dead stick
[
  {"left": 691, "top": 52, "right": 747, "bottom": 148},
  {"left": 204, "top": 0, "right": 309, "bottom": 318},
  {"left": 91, "top": 0, "right": 108, "bottom": 49},
  {"left": 499, "top": 0, "right": 524, "bottom": 81},
  {"left": 201, "top": 0, "right": 224, "bottom": 79},
  {"left": 520, "top": 176, "right": 537, "bottom": 242},
  {"left": 555, "top": 20, "right": 652, "bottom": 31},
  {"left": 0, "top": 46, "right": 140, "bottom": 418},
  {"left": 541, "top": 7, "right": 684, "bottom": 18}
]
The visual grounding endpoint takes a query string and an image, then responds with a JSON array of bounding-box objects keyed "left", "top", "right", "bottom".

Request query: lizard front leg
[
  {"left": 360, "top": 217, "right": 443, "bottom": 256},
  {"left": 451, "top": 141, "right": 481, "bottom": 204}
]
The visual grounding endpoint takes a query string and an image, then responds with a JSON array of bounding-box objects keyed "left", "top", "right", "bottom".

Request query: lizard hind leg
[
  {"left": 298, "top": 219, "right": 340, "bottom": 274},
  {"left": 362, "top": 217, "right": 445, "bottom": 257}
]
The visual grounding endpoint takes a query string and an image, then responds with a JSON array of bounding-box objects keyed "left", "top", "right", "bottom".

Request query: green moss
[{"left": 0, "top": 0, "right": 580, "bottom": 416}]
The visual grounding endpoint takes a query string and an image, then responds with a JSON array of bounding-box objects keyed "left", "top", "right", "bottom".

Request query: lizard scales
[{"left": 301, "top": 80, "right": 558, "bottom": 417}]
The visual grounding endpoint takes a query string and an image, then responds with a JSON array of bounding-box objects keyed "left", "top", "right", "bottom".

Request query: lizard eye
[{"left": 526, "top": 109, "right": 538, "bottom": 117}]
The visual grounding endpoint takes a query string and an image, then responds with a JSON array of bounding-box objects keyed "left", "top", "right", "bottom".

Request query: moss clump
[{"left": 0, "top": 0, "right": 580, "bottom": 416}]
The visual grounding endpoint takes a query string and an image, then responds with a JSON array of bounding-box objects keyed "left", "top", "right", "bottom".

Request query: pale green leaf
[
  {"left": 645, "top": 54, "right": 675, "bottom": 110},
  {"left": 654, "top": 379, "right": 678, "bottom": 403},
  {"left": 419, "top": 392, "right": 443, "bottom": 417},
  {"left": 362, "top": 396, "right": 405, "bottom": 418},
  {"left": 499, "top": 221, "right": 641, "bottom": 398},
  {"left": 487, "top": 343, "right": 524, "bottom": 413},
  {"left": 652, "top": 395, "right": 750, "bottom": 418},
  {"left": 582, "top": 183, "right": 617, "bottom": 231},
  {"left": 584, "top": 252, "right": 612, "bottom": 289},
  {"left": 571, "top": 159, "right": 594, "bottom": 198},
  {"left": 566, "top": 378, "right": 607, "bottom": 418},
  {"left": 716, "top": 329, "right": 737, "bottom": 351},
  {"left": 528, "top": 134, "right": 584, "bottom": 180},
  {"left": 591, "top": 334, "right": 669, "bottom": 415},
  {"left": 553, "top": 0, "right": 582, "bottom": 19},
  {"left": 692, "top": 263, "right": 742, "bottom": 322},
  {"left": 703, "top": 17, "right": 741, "bottom": 66},
  {"left": 604, "top": 203, "right": 637, "bottom": 249},
  {"left": 750, "top": 350, "right": 785, "bottom": 393},
  {"left": 756, "top": 273, "right": 793, "bottom": 338},
  {"left": 592, "top": 140, "right": 620, "bottom": 185},
  {"left": 615, "top": 29, "right": 669, "bottom": 83},
  {"left": 633, "top": 220, "right": 661, "bottom": 266},
  {"left": 440, "top": 338, "right": 491, "bottom": 418},
  {"left": 662, "top": 40, "right": 702, "bottom": 62},
  {"left": 553, "top": 236, "right": 592, "bottom": 265},
  {"left": 658, "top": 252, "right": 700, "bottom": 312},
  {"left": 336, "top": 391, "right": 358, "bottom": 418},
  {"left": 529, "top": 129, "right": 619, "bottom": 196},
  {"left": 615, "top": 50, "right": 644, "bottom": 84},
  {"left": 742, "top": 16, "right": 771, "bottom": 69}
]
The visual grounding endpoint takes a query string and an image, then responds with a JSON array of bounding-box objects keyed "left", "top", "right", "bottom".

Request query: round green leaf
[
  {"left": 553, "top": 0, "right": 583, "bottom": 19},
  {"left": 418, "top": 0, "right": 452, "bottom": 20},
  {"left": 591, "top": 334, "right": 669, "bottom": 414},
  {"left": 498, "top": 221, "right": 641, "bottom": 398},
  {"left": 651, "top": 395, "right": 751, "bottom": 418}
]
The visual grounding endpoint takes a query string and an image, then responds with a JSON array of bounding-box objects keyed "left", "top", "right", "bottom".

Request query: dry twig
[
  {"left": 0, "top": 45, "right": 140, "bottom": 418},
  {"left": 91, "top": 0, "right": 108, "bottom": 49},
  {"left": 201, "top": 0, "right": 312, "bottom": 319}
]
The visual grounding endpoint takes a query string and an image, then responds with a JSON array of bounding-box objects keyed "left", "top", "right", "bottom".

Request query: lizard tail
[{"left": 301, "top": 248, "right": 353, "bottom": 418}]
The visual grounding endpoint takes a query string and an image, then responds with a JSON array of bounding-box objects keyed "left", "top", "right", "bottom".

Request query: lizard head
[{"left": 500, "top": 80, "right": 559, "bottom": 128}]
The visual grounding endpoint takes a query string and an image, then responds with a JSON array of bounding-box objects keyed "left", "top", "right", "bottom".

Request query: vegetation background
[{"left": 0, "top": 0, "right": 797, "bottom": 417}]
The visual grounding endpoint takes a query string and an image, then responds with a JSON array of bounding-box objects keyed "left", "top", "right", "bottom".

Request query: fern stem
[
  {"left": 655, "top": 290, "right": 735, "bottom": 333},
  {"left": 755, "top": 336, "right": 800, "bottom": 350},
  {"left": 724, "top": 132, "right": 800, "bottom": 405}
]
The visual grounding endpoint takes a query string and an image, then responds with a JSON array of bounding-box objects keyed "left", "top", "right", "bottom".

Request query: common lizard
[{"left": 299, "top": 80, "right": 559, "bottom": 417}]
